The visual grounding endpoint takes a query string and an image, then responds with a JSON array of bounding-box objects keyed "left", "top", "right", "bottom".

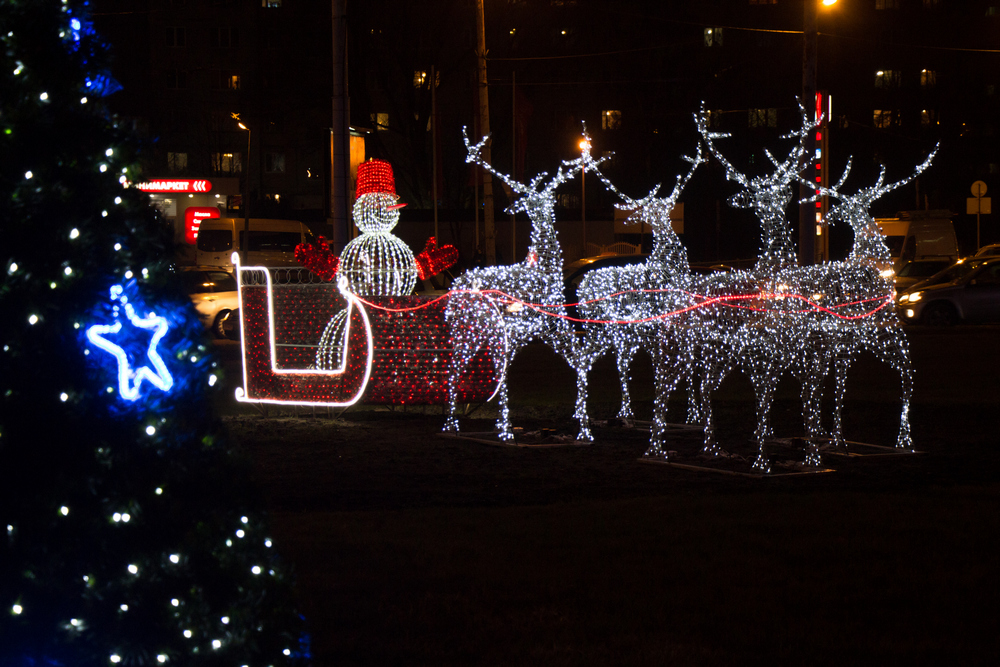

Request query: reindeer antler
[{"left": 462, "top": 127, "right": 531, "bottom": 198}]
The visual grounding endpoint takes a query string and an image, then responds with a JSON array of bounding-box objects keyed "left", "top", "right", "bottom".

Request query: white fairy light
[
  {"left": 444, "top": 129, "right": 607, "bottom": 442},
  {"left": 576, "top": 143, "right": 706, "bottom": 425}
]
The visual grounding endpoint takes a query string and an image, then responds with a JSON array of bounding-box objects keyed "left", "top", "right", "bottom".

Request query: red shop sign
[
  {"left": 184, "top": 207, "right": 221, "bottom": 244},
  {"left": 137, "top": 179, "right": 212, "bottom": 193}
]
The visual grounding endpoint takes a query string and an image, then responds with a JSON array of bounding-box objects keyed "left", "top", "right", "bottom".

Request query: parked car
[
  {"left": 896, "top": 257, "right": 1000, "bottom": 325},
  {"left": 178, "top": 267, "right": 239, "bottom": 338},
  {"left": 892, "top": 259, "right": 955, "bottom": 293},
  {"left": 974, "top": 243, "right": 1000, "bottom": 258}
]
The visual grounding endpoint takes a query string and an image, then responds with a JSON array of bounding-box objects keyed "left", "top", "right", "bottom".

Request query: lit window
[
  {"left": 875, "top": 70, "right": 901, "bottom": 89},
  {"left": 704, "top": 27, "right": 723, "bottom": 47},
  {"left": 873, "top": 109, "right": 897, "bottom": 129},
  {"left": 988, "top": 6, "right": 1000, "bottom": 16},
  {"left": 262, "top": 0, "right": 283, "bottom": 6},
  {"left": 265, "top": 193, "right": 282, "bottom": 203},
  {"left": 413, "top": 71, "right": 427, "bottom": 88},
  {"left": 602, "top": 110, "right": 622, "bottom": 130},
  {"left": 920, "top": 69, "right": 937, "bottom": 88},
  {"left": 213, "top": 71, "right": 240, "bottom": 90},
  {"left": 704, "top": 109, "right": 724, "bottom": 128},
  {"left": 748, "top": 108, "right": 777, "bottom": 128},
  {"left": 166, "top": 27, "right": 186, "bottom": 48},
  {"left": 876, "top": 0, "right": 900, "bottom": 9},
  {"left": 167, "top": 152, "right": 188, "bottom": 172},
  {"left": 372, "top": 113, "right": 389, "bottom": 131},
  {"left": 265, "top": 153, "right": 285, "bottom": 173},
  {"left": 920, "top": 109, "right": 938, "bottom": 127},
  {"left": 212, "top": 152, "right": 243, "bottom": 174}
]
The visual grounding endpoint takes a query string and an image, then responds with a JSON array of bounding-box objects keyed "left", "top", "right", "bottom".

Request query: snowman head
[{"left": 353, "top": 159, "right": 405, "bottom": 234}]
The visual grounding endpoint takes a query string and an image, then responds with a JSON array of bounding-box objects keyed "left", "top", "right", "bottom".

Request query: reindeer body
[
  {"left": 576, "top": 149, "right": 704, "bottom": 423},
  {"left": 444, "top": 132, "right": 601, "bottom": 441},
  {"left": 669, "top": 105, "right": 820, "bottom": 470}
]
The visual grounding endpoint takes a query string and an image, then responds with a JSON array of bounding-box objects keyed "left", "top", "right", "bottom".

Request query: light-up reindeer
[
  {"left": 682, "top": 102, "right": 819, "bottom": 470},
  {"left": 575, "top": 145, "right": 705, "bottom": 429},
  {"left": 795, "top": 147, "right": 938, "bottom": 451},
  {"left": 444, "top": 130, "right": 604, "bottom": 442}
]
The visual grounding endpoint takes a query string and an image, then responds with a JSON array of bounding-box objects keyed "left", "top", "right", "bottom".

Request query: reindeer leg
[
  {"left": 831, "top": 350, "right": 853, "bottom": 450},
  {"left": 616, "top": 339, "right": 638, "bottom": 421},
  {"left": 876, "top": 326, "right": 914, "bottom": 450}
]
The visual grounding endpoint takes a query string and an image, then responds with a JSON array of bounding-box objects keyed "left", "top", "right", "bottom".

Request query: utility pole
[
  {"left": 331, "top": 0, "right": 350, "bottom": 253},
  {"left": 475, "top": 0, "right": 496, "bottom": 264},
  {"left": 799, "top": 0, "right": 817, "bottom": 266}
]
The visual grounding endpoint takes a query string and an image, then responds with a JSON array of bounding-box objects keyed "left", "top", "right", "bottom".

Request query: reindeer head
[
  {"left": 696, "top": 101, "right": 820, "bottom": 267},
  {"left": 805, "top": 146, "right": 939, "bottom": 264}
]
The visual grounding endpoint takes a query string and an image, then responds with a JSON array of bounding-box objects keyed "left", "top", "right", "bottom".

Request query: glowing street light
[
  {"left": 579, "top": 138, "right": 591, "bottom": 255},
  {"left": 233, "top": 113, "right": 251, "bottom": 264}
]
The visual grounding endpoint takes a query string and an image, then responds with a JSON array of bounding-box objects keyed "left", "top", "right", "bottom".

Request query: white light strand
[{"left": 444, "top": 129, "right": 608, "bottom": 442}]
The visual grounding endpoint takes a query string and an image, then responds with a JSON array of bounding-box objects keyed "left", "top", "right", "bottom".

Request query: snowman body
[{"left": 339, "top": 191, "right": 418, "bottom": 296}]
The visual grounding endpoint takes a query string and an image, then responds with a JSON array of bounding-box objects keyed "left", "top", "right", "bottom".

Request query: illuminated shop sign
[{"left": 136, "top": 179, "right": 212, "bottom": 193}]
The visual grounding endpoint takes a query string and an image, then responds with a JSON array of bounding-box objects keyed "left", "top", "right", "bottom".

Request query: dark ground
[{"left": 218, "top": 325, "right": 999, "bottom": 666}]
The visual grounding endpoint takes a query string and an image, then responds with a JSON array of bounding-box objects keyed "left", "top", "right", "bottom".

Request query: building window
[
  {"left": 748, "top": 108, "right": 777, "bottom": 128},
  {"left": 873, "top": 109, "right": 897, "bottom": 129},
  {"left": 875, "top": 70, "right": 901, "bottom": 89},
  {"left": 704, "top": 109, "right": 724, "bottom": 128},
  {"left": 262, "top": 0, "right": 282, "bottom": 7},
  {"left": 704, "top": 28, "right": 723, "bottom": 47},
  {"left": 213, "top": 71, "right": 240, "bottom": 90},
  {"left": 875, "top": 0, "right": 900, "bottom": 9},
  {"left": 167, "top": 152, "right": 188, "bottom": 172},
  {"left": 920, "top": 69, "right": 937, "bottom": 88},
  {"left": 165, "top": 69, "right": 187, "bottom": 89},
  {"left": 920, "top": 110, "right": 938, "bottom": 127},
  {"left": 371, "top": 113, "right": 389, "bottom": 131},
  {"left": 212, "top": 27, "right": 240, "bottom": 48},
  {"left": 166, "top": 27, "right": 186, "bottom": 47},
  {"left": 212, "top": 152, "right": 243, "bottom": 174},
  {"left": 413, "top": 70, "right": 427, "bottom": 88},
  {"left": 989, "top": 6, "right": 1000, "bottom": 16},
  {"left": 265, "top": 152, "right": 285, "bottom": 173},
  {"left": 264, "top": 193, "right": 282, "bottom": 203},
  {"left": 602, "top": 110, "right": 622, "bottom": 130}
]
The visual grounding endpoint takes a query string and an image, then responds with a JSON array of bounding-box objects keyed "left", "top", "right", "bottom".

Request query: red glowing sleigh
[{"left": 234, "top": 259, "right": 498, "bottom": 407}]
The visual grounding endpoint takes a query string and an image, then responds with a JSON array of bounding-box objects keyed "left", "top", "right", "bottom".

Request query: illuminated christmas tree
[{"left": 0, "top": 2, "right": 305, "bottom": 664}]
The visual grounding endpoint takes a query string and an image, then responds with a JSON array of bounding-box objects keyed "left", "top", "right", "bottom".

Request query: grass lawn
[{"left": 222, "top": 326, "right": 1000, "bottom": 665}]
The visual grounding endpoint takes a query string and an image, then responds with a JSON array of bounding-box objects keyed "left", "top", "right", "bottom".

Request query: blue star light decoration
[{"left": 86, "top": 284, "right": 174, "bottom": 401}]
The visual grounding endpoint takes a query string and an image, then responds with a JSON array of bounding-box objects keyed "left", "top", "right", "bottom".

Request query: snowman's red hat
[{"left": 356, "top": 159, "right": 406, "bottom": 208}]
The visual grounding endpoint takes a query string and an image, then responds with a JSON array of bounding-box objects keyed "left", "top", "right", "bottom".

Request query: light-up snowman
[
  {"left": 316, "top": 159, "right": 417, "bottom": 370},
  {"left": 338, "top": 159, "right": 418, "bottom": 296}
]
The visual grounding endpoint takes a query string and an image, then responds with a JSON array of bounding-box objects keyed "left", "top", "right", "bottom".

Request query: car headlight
[
  {"left": 909, "top": 291, "right": 923, "bottom": 303},
  {"left": 898, "top": 293, "right": 909, "bottom": 303}
]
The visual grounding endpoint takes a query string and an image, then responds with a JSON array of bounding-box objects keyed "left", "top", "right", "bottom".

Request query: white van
[
  {"left": 195, "top": 218, "right": 310, "bottom": 270},
  {"left": 876, "top": 211, "right": 959, "bottom": 271}
]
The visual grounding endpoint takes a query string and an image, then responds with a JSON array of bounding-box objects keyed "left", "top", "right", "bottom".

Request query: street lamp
[
  {"left": 580, "top": 137, "right": 590, "bottom": 256},
  {"left": 799, "top": 0, "right": 837, "bottom": 266},
  {"left": 233, "top": 113, "right": 251, "bottom": 264}
]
